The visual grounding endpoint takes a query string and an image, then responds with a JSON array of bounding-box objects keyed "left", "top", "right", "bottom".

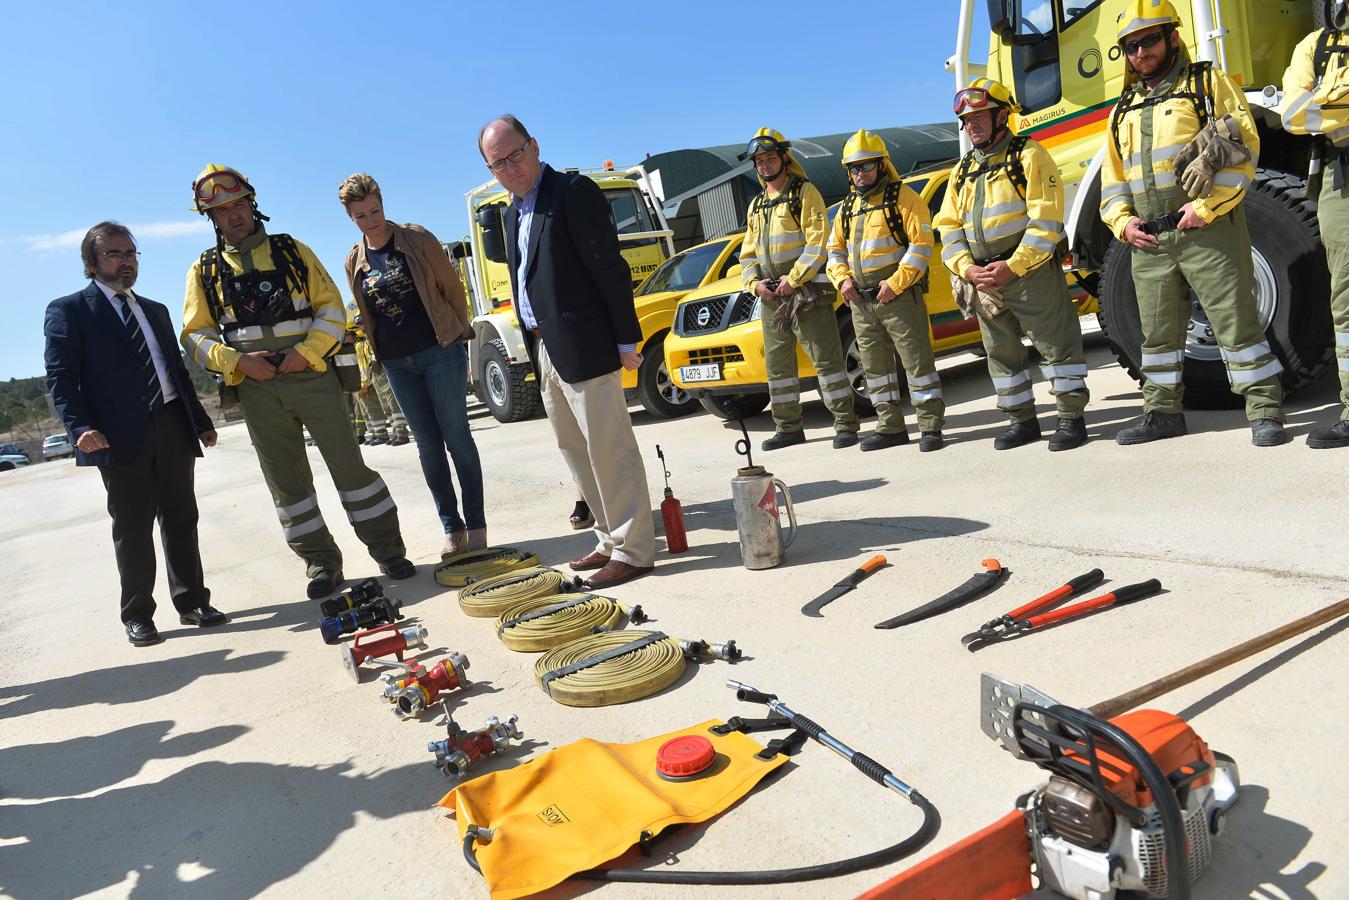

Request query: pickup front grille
[{"left": 687, "top": 346, "right": 744, "bottom": 366}]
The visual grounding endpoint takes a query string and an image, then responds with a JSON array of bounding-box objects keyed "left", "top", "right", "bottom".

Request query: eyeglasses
[
  {"left": 846, "top": 160, "right": 880, "bottom": 175},
  {"left": 486, "top": 139, "right": 533, "bottom": 174},
  {"left": 99, "top": 250, "right": 141, "bottom": 261},
  {"left": 1122, "top": 29, "right": 1168, "bottom": 56}
]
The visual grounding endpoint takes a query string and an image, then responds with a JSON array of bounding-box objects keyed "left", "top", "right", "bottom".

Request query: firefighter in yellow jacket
[
  {"left": 1102, "top": 0, "right": 1286, "bottom": 446},
  {"left": 738, "top": 129, "right": 859, "bottom": 450},
  {"left": 1283, "top": 0, "right": 1349, "bottom": 448},
  {"left": 826, "top": 130, "right": 944, "bottom": 452},
  {"left": 936, "top": 78, "right": 1090, "bottom": 451},
  {"left": 181, "top": 165, "right": 411, "bottom": 599}
]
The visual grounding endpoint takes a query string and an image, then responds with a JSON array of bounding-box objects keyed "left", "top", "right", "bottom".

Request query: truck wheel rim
[
  {"left": 1185, "top": 249, "right": 1278, "bottom": 363},
  {"left": 486, "top": 361, "right": 509, "bottom": 406},
  {"left": 656, "top": 362, "right": 690, "bottom": 406}
]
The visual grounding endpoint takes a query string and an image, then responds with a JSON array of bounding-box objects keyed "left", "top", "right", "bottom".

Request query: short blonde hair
[{"left": 338, "top": 172, "right": 381, "bottom": 208}]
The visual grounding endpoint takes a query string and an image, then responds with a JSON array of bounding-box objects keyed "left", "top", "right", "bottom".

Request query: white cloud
[{"left": 22, "top": 220, "right": 210, "bottom": 252}]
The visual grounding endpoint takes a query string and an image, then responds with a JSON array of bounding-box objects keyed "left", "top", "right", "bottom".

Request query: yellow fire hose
[
  {"left": 495, "top": 593, "right": 648, "bottom": 652},
  {"left": 533, "top": 630, "right": 741, "bottom": 707},
  {"left": 434, "top": 547, "right": 539, "bottom": 588},
  {"left": 458, "top": 567, "right": 578, "bottom": 617}
]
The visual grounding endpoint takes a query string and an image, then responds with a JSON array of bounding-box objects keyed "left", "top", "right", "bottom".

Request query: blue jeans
[{"left": 381, "top": 341, "right": 486, "bottom": 533}]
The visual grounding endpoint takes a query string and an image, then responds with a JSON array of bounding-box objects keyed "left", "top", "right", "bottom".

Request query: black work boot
[
  {"left": 307, "top": 569, "right": 345, "bottom": 599},
  {"left": 832, "top": 431, "right": 859, "bottom": 449},
  {"left": 1307, "top": 419, "right": 1349, "bottom": 449},
  {"left": 1250, "top": 418, "right": 1289, "bottom": 447},
  {"left": 994, "top": 419, "right": 1041, "bottom": 450},
  {"left": 918, "top": 431, "right": 944, "bottom": 452},
  {"left": 1047, "top": 417, "right": 1088, "bottom": 452},
  {"left": 860, "top": 431, "right": 910, "bottom": 452},
  {"left": 1116, "top": 412, "right": 1187, "bottom": 445},
  {"left": 761, "top": 430, "right": 806, "bottom": 451}
]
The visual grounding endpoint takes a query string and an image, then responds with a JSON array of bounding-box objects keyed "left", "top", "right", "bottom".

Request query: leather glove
[
  {"left": 950, "top": 275, "right": 1004, "bottom": 321},
  {"left": 975, "top": 286, "right": 1005, "bottom": 319},
  {"left": 1177, "top": 116, "right": 1251, "bottom": 199},
  {"left": 1179, "top": 153, "right": 1218, "bottom": 199}
]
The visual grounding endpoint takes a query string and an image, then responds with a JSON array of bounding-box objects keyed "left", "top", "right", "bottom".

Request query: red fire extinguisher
[{"left": 657, "top": 445, "right": 688, "bottom": 554}]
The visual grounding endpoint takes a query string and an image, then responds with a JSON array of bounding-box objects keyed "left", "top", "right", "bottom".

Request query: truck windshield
[
  {"left": 1058, "top": 0, "right": 1102, "bottom": 29},
  {"left": 1014, "top": 0, "right": 1054, "bottom": 39},
  {"left": 606, "top": 188, "right": 656, "bottom": 235},
  {"left": 637, "top": 241, "right": 727, "bottom": 295}
]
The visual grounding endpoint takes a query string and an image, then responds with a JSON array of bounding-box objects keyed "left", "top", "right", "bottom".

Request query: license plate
[{"left": 680, "top": 363, "right": 722, "bottom": 383}]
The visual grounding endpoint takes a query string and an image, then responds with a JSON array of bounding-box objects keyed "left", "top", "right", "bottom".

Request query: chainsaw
[{"left": 862, "top": 596, "right": 1349, "bottom": 900}]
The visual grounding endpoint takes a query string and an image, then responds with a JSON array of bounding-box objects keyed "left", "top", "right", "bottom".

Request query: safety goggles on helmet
[
  {"left": 845, "top": 160, "right": 880, "bottom": 175},
  {"left": 953, "top": 87, "right": 1006, "bottom": 117},
  {"left": 737, "top": 136, "right": 791, "bottom": 162},
  {"left": 194, "top": 171, "right": 251, "bottom": 209},
  {"left": 1121, "top": 27, "right": 1170, "bottom": 56}
]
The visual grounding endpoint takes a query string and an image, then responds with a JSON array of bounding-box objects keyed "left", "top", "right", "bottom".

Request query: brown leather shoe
[
  {"left": 584, "top": 560, "right": 654, "bottom": 589},
  {"left": 569, "top": 551, "right": 611, "bottom": 572}
]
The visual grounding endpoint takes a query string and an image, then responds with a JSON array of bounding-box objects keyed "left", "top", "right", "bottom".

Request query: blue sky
[{"left": 3, "top": 1, "right": 964, "bottom": 380}]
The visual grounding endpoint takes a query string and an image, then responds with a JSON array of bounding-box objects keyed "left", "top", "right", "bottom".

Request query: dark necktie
[{"left": 116, "top": 293, "right": 163, "bottom": 411}]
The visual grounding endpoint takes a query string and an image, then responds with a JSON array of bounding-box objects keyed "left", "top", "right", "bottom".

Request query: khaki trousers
[{"left": 537, "top": 342, "right": 655, "bottom": 568}]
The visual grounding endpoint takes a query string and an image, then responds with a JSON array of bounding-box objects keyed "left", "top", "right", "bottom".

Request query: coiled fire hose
[
  {"left": 534, "top": 630, "right": 741, "bottom": 707},
  {"left": 496, "top": 593, "right": 648, "bottom": 652},
  {"left": 434, "top": 547, "right": 539, "bottom": 588},
  {"left": 457, "top": 567, "right": 578, "bottom": 617},
  {"left": 462, "top": 678, "right": 940, "bottom": 885}
]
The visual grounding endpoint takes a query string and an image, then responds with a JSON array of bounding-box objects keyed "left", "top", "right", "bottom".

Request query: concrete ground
[{"left": 3, "top": 330, "right": 1346, "bottom": 900}]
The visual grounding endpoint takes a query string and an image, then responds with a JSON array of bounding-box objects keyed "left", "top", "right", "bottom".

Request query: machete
[
  {"left": 874, "top": 559, "right": 1007, "bottom": 629},
  {"left": 801, "top": 555, "right": 887, "bottom": 617}
]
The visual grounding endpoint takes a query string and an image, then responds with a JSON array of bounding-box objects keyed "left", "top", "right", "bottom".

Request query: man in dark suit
[
  {"left": 44, "top": 222, "right": 225, "bottom": 646},
  {"left": 481, "top": 115, "right": 655, "bottom": 587}
]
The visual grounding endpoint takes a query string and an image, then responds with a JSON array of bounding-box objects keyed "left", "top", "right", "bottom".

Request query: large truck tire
[
  {"left": 698, "top": 393, "right": 770, "bottom": 420},
  {"left": 479, "top": 337, "right": 540, "bottom": 423},
  {"left": 636, "top": 333, "right": 698, "bottom": 419},
  {"left": 1097, "top": 169, "right": 1333, "bottom": 409}
]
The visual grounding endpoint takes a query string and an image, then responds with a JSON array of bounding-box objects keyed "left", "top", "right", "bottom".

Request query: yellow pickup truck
[{"left": 663, "top": 163, "right": 1097, "bottom": 418}]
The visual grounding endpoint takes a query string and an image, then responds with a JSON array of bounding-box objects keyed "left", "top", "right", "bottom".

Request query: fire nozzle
[
  {"left": 319, "top": 577, "right": 385, "bottom": 618},
  {"left": 378, "top": 652, "right": 471, "bottom": 719},
  {"left": 320, "top": 596, "right": 403, "bottom": 644},
  {"left": 429, "top": 712, "right": 523, "bottom": 778},
  {"left": 339, "top": 624, "right": 429, "bottom": 682}
]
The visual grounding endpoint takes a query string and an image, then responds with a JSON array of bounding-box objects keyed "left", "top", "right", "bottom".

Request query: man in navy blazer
[
  {"left": 482, "top": 116, "right": 655, "bottom": 588},
  {"left": 44, "top": 222, "right": 224, "bottom": 646}
]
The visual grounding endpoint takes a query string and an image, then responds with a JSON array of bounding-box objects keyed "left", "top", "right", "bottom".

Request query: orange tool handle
[
  {"left": 1026, "top": 579, "right": 1160, "bottom": 628},
  {"left": 859, "top": 555, "right": 887, "bottom": 576},
  {"left": 1007, "top": 568, "right": 1105, "bottom": 619}
]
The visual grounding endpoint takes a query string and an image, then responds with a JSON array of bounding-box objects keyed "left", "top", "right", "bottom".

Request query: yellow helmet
[
  {"left": 739, "top": 127, "right": 808, "bottom": 185},
  {"left": 191, "top": 164, "right": 255, "bottom": 214},
  {"left": 1116, "top": 0, "right": 1181, "bottom": 41},
  {"left": 953, "top": 77, "right": 1021, "bottom": 118},
  {"left": 841, "top": 130, "right": 901, "bottom": 184}
]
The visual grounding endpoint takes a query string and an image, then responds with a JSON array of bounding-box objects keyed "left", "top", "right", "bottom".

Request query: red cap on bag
[{"left": 656, "top": 735, "right": 717, "bottom": 779}]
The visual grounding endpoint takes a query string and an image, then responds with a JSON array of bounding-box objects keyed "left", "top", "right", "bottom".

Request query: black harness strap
[
  {"left": 841, "top": 180, "right": 909, "bottom": 247},
  {"left": 955, "top": 133, "right": 1031, "bottom": 200},
  {"left": 539, "top": 631, "right": 669, "bottom": 694},
  {"left": 1110, "top": 61, "right": 1215, "bottom": 155}
]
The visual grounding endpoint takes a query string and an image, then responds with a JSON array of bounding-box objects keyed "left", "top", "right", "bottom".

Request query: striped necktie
[{"left": 115, "top": 293, "right": 164, "bottom": 411}]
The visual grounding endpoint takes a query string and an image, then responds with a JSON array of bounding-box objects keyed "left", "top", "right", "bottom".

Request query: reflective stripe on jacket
[
  {"left": 740, "top": 180, "right": 830, "bottom": 289},
  {"left": 825, "top": 178, "right": 933, "bottom": 294},
  {"left": 1282, "top": 29, "right": 1349, "bottom": 147},
  {"left": 934, "top": 134, "right": 1064, "bottom": 279}
]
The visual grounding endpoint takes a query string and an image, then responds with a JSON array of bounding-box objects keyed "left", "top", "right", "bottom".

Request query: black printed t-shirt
[{"left": 360, "top": 236, "right": 437, "bottom": 359}]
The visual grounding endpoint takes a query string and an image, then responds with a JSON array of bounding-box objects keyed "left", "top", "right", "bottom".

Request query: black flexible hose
[{"left": 462, "top": 793, "right": 941, "bottom": 886}]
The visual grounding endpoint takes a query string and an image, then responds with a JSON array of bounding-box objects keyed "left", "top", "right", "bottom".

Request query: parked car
[
  {"left": 1, "top": 446, "right": 30, "bottom": 471},
  {"left": 42, "top": 433, "right": 74, "bottom": 461},
  {"left": 0, "top": 443, "right": 29, "bottom": 462}
]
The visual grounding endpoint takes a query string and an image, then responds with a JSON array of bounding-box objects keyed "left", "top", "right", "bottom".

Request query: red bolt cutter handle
[
  {"left": 1024, "top": 578, "right": 1162, "bottom": 629},
  {"left": 1006, "top": 568, "right": 1105, "bottom": 620}
]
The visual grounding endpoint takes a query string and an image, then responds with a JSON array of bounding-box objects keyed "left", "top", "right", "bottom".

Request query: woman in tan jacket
[{"left": 340, "top": 173, "right": 486, "bottom": 556}]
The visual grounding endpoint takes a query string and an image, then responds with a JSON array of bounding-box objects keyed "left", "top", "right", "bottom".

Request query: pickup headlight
[{"left": 749, "top": 298, "right": 761, "bottom": 321}]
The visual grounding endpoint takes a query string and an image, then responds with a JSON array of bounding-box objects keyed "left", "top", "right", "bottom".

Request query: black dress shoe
[
  {"left": 126, "top": 619, "right": 162, "bottom": 646},
  {"left": 994, "top": 419, "right": 1042, "bottom": 450},
  {"left": 179, "top": 604, "right": 228, "bottom": 627},
  {"left": 832, "top": 431, "right": 859, "bottom": 449},
  {"left": 307, "top": 569, "right": 345, "bottom": 599},
  {"left": 761, "top": 430, "right": 806, "bottom": 451},
  {"left": 379, "top": 556, "right": 416, "bottom": 579}
]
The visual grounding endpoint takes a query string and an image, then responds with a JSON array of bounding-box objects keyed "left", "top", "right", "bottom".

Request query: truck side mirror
[
  {"left": 987, "top": 0, "right": 1015, "bottom": 39},
  {"left": 476, "top": 205, "right": 508, "bottom": 264}
]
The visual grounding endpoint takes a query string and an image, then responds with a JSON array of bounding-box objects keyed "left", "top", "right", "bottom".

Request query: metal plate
[
  {"left": 980, "top": 673, "right": 1061, "bottom": 758},
  {"left": 340, "top": 644, "right": 361, "bottom": 683},
  {"left": 679, "top": 363, "right": 722, "bottom": 383}
]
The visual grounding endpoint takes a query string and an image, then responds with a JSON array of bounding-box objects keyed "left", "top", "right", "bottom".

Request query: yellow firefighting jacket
[
  {"left": 934, "top": 133, "right": 1064, "bottom": 280},
  {"left": 825, "top": 177, "right": 933, "bottom": 295},
  {"left": 1100, "top": 55, "right": 1259, "bottom": 241},
  {"left": 739, "top": 178, "right": 830, "bottom": 290},
  {"left": 1281, "top": 28, "right": 1349, "bottom": 147},
  {"left": 181, "top": 230, "right": 348, "bottom": 386}
]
